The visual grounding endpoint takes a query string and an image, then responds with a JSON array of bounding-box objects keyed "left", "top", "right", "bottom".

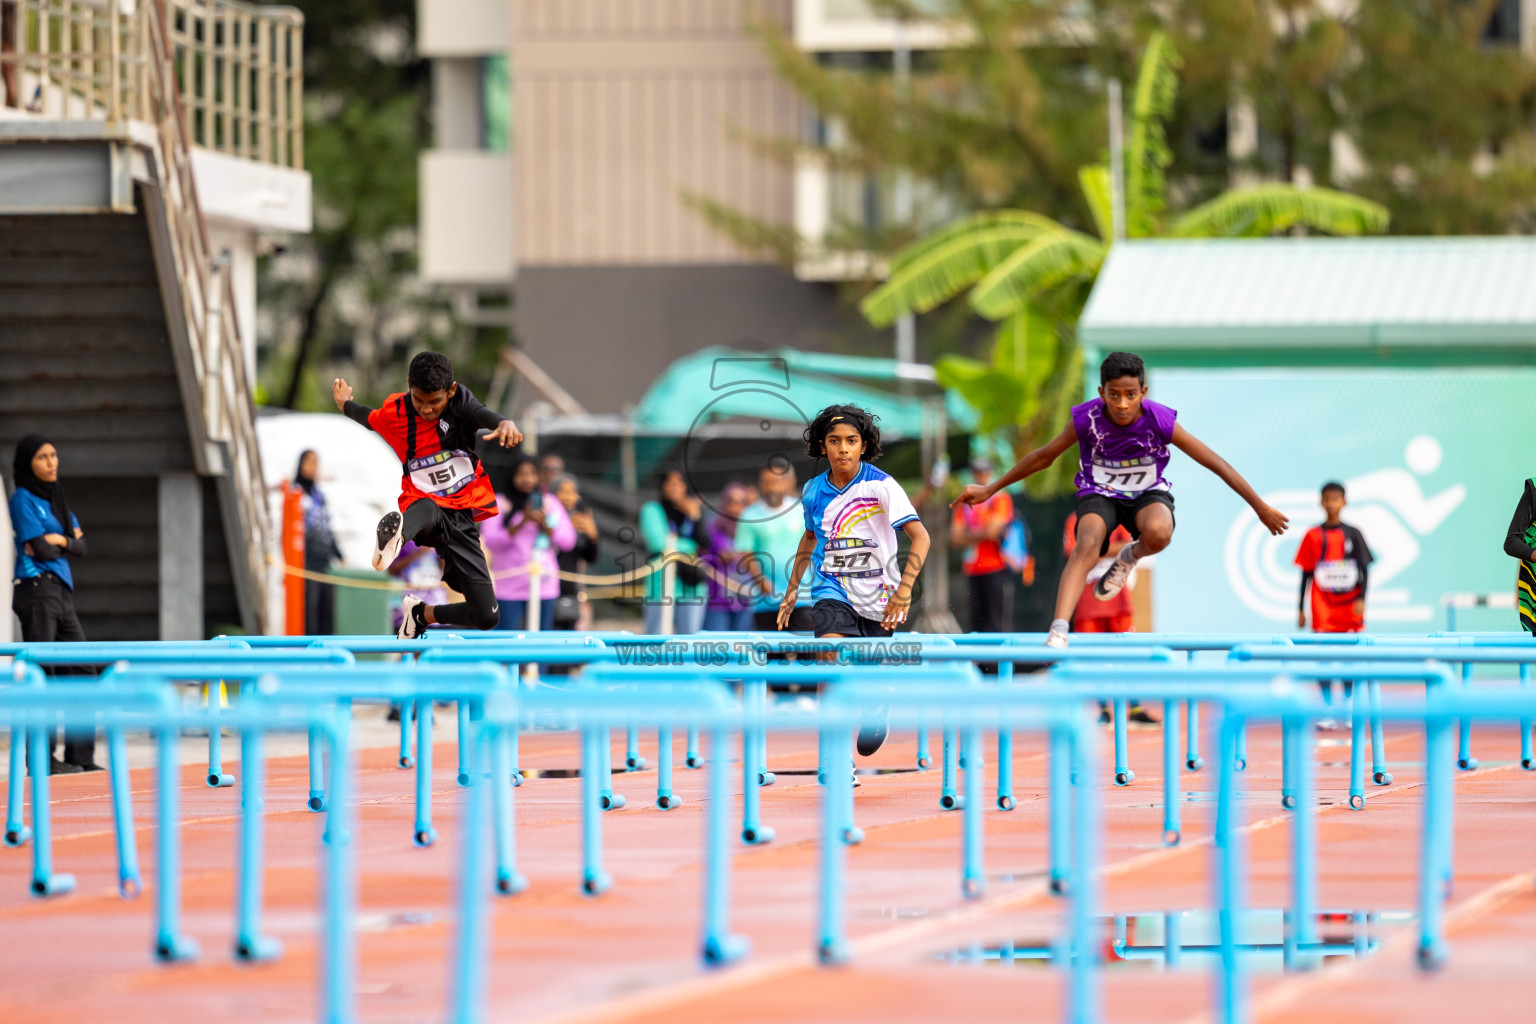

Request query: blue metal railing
[{"left": 4, "top": 631, "right": 1536, "bottom": 1024}]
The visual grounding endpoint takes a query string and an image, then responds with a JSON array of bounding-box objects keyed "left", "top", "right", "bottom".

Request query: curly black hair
[
  {"left": 408, "top": 351, "right": 455, "bottom": 393},
  {"left": 804, "top": 404, "right": 883, "bottom": 462},
  {"left": 1099, "top": 351, "right": 1146, "bottom": 385}
]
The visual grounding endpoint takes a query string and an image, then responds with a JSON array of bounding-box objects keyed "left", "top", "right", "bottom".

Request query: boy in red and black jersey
[
  {"left": 1294, "top": 481, "right": 1373, "bottom": 720},
  {"left": 333, "top": 352, "right": 524, "bottom": 638}
]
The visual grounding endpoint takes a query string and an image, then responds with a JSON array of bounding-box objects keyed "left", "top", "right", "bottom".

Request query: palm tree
[{"left": 858, "top": 32, "right": 1389, "bottom": 495}]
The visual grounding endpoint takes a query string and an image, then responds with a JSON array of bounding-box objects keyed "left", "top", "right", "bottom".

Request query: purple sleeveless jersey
[{"left": 1070, "top": 398, "right": 1178, "bottom": 499}]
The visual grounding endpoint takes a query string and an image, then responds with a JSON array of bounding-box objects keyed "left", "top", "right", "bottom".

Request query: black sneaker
[
  {"left": 1127, "top": 705, "right": 1160, "bottom": 727},
  {"left": 49, "top": 758, "right": 84, "bottom": 775},
  {"left": 855, "top": 707, "right": 889, "bottom": 756},
  {"left": 69, "top": 761, "right": 106, "bottom": 773},
  {"left": 1097, "top": 706, "right": 1112, "bottom": 725},
  {"left": 372, "top": 511, "right": 404, "bottom": 571}
]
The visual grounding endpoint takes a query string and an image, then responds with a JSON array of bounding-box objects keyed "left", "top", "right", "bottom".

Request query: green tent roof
[
  {"left": 632, "top": 347, "right": 978, "bottom": 438},
  {"left": 1080, "top": 237, "right": 1536, "bottom": 350}
]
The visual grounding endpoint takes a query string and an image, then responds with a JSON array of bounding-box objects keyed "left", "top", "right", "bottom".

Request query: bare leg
[
  {"left": 1053, "top": 514, "right": 1109, "bottom": 623},
  {"left": 1130, "top": 502, "right": 1175, "bottom": 559}
]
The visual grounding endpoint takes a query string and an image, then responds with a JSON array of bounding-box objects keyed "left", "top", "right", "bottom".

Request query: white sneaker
[
  {"left": 398, "top": 595, "right": 426, "bottom": 640},
  {"left": 372, "top": 511, "right": 404, "bottom": 571},
  {"left": 1045, "top": 628, "right": 1069, "bottom": 649},
  {"left": 1093, "top": 544, "right": 1136, "bottom": 601},
  {"left": 1315, "top": 717, "right": 1339, "bottom": 732}
]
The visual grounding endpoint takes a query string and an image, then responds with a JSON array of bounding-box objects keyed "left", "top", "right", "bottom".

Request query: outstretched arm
[
  {"left": 465, "top": 394, "right": 525, "bottom": 448},
  {"left": 1170, "top": 423, "right": 1288, "bottom": 536},
  {"left": 332, "top": 377, "right": 376, "bottom": 428},
  {"left": 951, "top": 423, "right": 1078, "bottom": 508}
]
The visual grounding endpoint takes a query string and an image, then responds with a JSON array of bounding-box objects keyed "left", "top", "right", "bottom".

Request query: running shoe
[
  {"left": 855, "top": 707, "right": 890, "bottom": 756},
  {"left": 1097, "top": 706, "right": 1112, "bottom": 725},
  {"left": 1093, "top": 544, "right": 1136, "bottom": 601},
  {"left": 1127, "top": 705, "right": 1160, "bottom": 727},
  {"left": 1315, "top": 717, "right": 1340, "bottom": 732},
  {"left": 398, "top": 595, "right": 427, "bottom": 640},
  {"left": 372, "top": 510, "right": 404, "bottom": 571},
  {"left": 1045, "top": 626, "right": 1069, "bottom": 648}
]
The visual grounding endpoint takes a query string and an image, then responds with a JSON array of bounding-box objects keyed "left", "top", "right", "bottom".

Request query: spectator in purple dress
[{"left": 701, "top": 482, "right": 755, "bottom": 632}]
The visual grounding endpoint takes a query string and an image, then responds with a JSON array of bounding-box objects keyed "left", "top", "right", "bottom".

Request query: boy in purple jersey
[{"left": 953, "top": 352, "right": 1288, "bottom": 647}]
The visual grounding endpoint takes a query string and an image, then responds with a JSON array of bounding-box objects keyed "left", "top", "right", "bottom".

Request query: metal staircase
[{"left": 1, "top": 0, "right": 305, "bottom": 638}]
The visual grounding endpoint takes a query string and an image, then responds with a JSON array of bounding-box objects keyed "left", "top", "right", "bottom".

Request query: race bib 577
[{"left": 821, "top": 538, "right": 883, "bottom": 579}]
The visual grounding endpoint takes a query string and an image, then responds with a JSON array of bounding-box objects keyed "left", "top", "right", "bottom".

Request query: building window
[
  {"left": 1482, "top": 0, "right": 1520, "bottom": 45},
  {"left": 481, "top": 54, "right": 510, "bottom": 152}
]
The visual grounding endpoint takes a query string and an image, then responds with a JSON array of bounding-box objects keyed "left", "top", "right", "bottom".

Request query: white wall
[
  {"left": 419, "top": 151, "right": 514, "bottom": 284},
  {"left": 418, "top": 0, "right": 509, "bottom": 57}
]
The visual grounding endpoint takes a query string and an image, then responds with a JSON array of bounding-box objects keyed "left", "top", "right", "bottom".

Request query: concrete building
[{"left": 417, "top": 0, "right": 962, "bottom": 416}]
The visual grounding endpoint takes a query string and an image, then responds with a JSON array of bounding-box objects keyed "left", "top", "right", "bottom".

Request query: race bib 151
[{"left": 407, "top": 450, "right": 475, "bottom": 498}]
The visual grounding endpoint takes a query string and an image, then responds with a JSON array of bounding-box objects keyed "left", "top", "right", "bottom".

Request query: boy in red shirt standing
[
  {"left": 951, "top": 458, "right": 1015, "bottom": 633},
  {"left": 1294, "top": 481, "right": 1373, "bottom": 725},
  {"left": 333, "top": 352, "right": 524, "bottom": 638}
]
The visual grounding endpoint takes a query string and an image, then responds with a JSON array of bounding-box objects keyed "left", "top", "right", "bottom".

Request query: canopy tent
[
  {"left": 630, "top": 346, "right": 978, "bottom": 437},
  {"left": 523, "top": 346, "right": 971, "bottom": 632},
  {"left": 1079, "top": 237, "right": 1536, "bottom": 365}
]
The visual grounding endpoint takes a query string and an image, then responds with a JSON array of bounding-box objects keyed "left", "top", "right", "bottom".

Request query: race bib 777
[{"left": 1091, "top": 457, "right": 1157, "bottom": 496}]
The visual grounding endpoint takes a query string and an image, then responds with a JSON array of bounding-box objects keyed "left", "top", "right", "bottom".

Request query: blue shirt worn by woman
[{"left": 10, "top": 488, "right": 81, "bottom": 589}]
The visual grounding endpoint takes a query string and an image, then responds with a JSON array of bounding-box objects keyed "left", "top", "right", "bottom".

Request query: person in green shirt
[
  {"left": 738, "top": 461, "right": 814, "bottom": 632},
  {"left": 639, "top": 468, "right": 706, "bottom": 634}
]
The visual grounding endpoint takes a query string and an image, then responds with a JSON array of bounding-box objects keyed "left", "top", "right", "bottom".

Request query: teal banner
[{"left": 1146, "top": 368, "right": 1532, "bottom": 633}]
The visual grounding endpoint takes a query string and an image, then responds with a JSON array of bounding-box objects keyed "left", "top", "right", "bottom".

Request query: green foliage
[
  {"left": 859, "top": 212, "right": 1068, "bottom": 327},
  {"left": 1149, "top": 0, "right": 1536, "bottom": 231},
  {"left": 1170, "top": 184, "right": 1390, "bottom": 238},
  {"left": 1123, "top": 32, "right": 1181, "bottom": 237},
  {"left": 968, "top": 229, "right": 1104, "bottom": 320}
]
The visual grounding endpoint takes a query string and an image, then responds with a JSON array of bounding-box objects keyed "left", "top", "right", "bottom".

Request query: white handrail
[{"left": 2, "top": 0, "right": 303, "bottom": 170}]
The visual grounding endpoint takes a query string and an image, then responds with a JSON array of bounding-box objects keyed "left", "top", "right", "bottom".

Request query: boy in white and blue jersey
[{"left": 781, "top": 406, "right": 930, "bottom": 760}]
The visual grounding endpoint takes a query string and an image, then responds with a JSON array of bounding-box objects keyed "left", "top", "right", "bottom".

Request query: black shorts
[
  {"left": 756, "top": 607, "right": 814, "bottom": 633},
  {"left": 812, "top": 598, "right": 894, "bottom": 638},
  {"left": 405, "top": 499, "right": 492, "bottom": 594},
  {"left": 1075, "top": 490, "right": 1176, "bottom": 557}
]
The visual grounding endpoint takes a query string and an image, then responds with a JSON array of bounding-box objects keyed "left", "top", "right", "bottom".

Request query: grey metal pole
[
  {"left": 1108, "top": 78, "right": 1125, "bottom": 242},
  {"left": 894, "top": 20, "right": 916, "bottom": 364}
]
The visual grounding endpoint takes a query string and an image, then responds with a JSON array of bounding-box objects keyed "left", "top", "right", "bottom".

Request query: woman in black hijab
[
  {"left": 9, "top": 433, "right": 98, "bottom": 773},
  {"left": 294, "top": 450, "right": 344, "bottom": 636}
]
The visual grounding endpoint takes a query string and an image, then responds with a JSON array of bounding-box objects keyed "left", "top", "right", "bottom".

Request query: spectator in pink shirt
[{"left": 482, "top": 455, "right": 575, "bottom": 630}]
